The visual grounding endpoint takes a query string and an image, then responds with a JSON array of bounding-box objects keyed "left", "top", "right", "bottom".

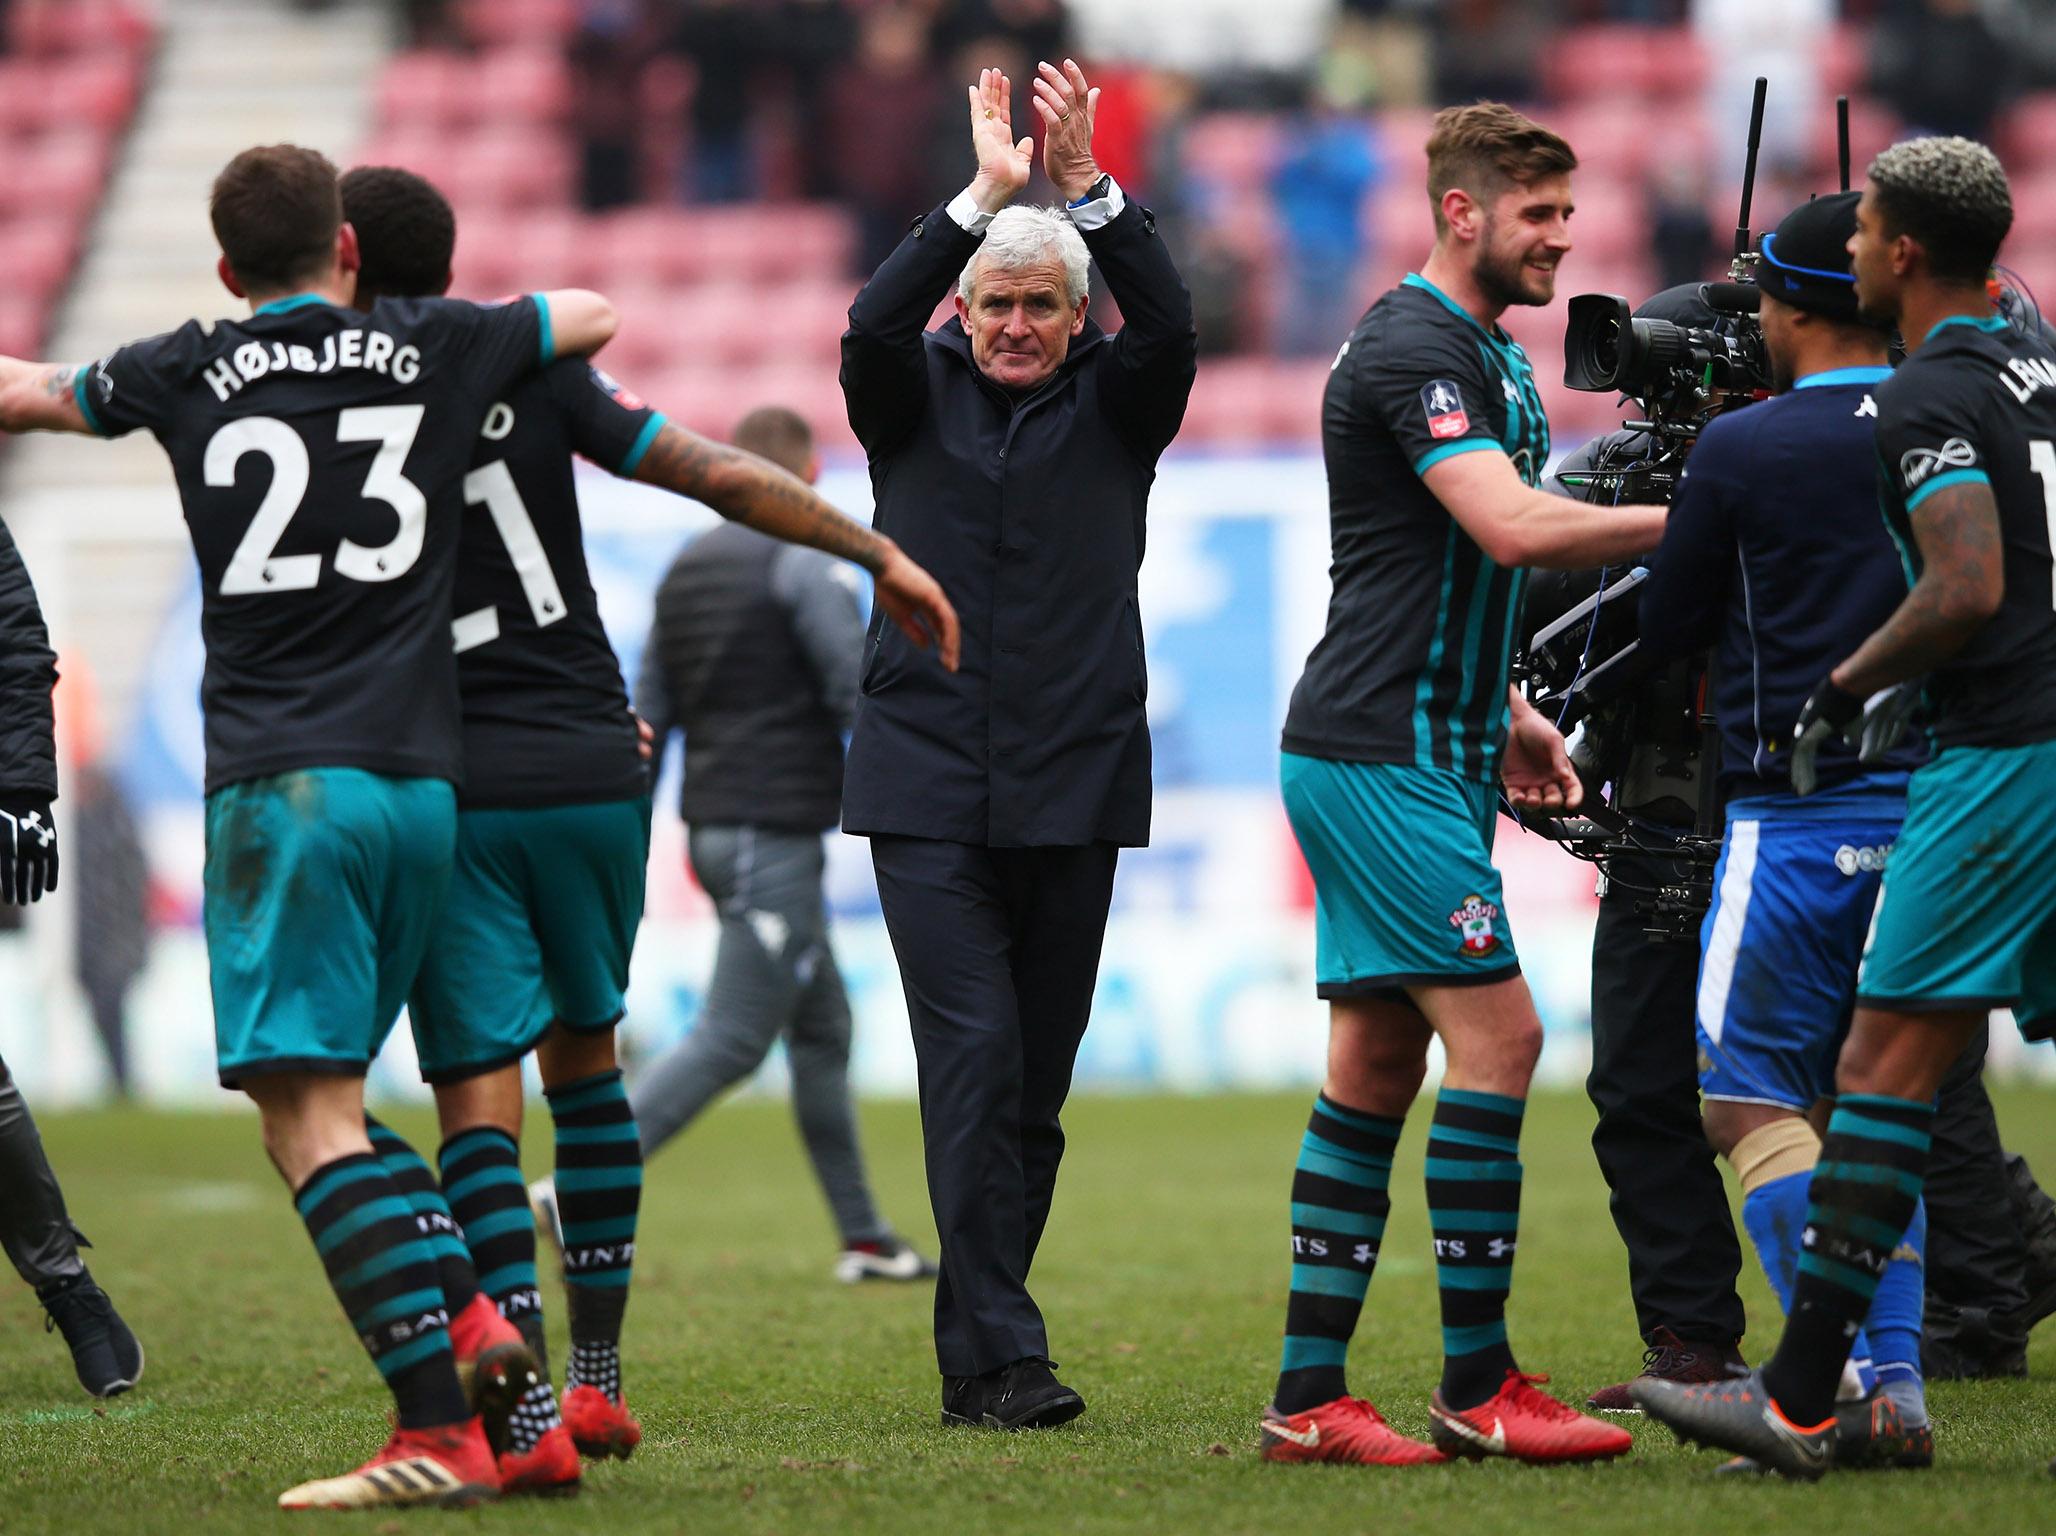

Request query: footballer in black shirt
[
  {"left": 335, "top": 166, "right": 960, "bottom": 1487},
  {"left": 1262, "top": 105, "right": 1668, "bottom": 1470},
  {"left": 0, "top": 145, "right": 621, "bottom": 1508},
  {"left": 1637, "top": 137, "right": 2056, "bottom": 1473}
]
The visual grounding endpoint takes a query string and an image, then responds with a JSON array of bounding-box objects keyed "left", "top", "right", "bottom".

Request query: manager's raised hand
[
  {"left": 1032, "top": 58, "right": 1103, "bottom": 202},
  {"left": 967, "top": 66, "right": 1032, "bottom": 215}
]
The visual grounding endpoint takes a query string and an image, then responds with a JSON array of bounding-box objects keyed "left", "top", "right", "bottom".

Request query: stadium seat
[
  {"left": 594, "top": 206, "right": 704, "bottom": 287},
  {"left": 456, "top": 0, "right": 579, "bottom": 48},
  {"left": 1541, "top": 25, "right": 1646, "bottom": 102},
  {"left": 0, "top": 217, "right": 81, "bottom": 308},
  {"left": 6, "top": 0, "right": 153, "bottom": 58},
  {"left": 2001, "top": 93, "right": 2056, "bottom": 174},
  {"left": 0, "top": 297, "right": 45, "bottom": 360}
]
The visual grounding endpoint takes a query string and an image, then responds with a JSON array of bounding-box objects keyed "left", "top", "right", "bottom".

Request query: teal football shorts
[
  {"left": 205, "top": 768, "right": 457, "bottom": 1089},
  {"left": 1857, "top": 739, "right": 2056, "bottom": 1036},
  {"left": 408, "top": 796, "right": 652, "bottom": 1083},
  {"left": 1281, "top": 752, "right": 1520, "bottom": 999}
]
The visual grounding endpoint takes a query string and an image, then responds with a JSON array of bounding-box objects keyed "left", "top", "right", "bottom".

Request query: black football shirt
[
  {"left": 1875, "top": 316, "right": 2056, "bottom": 749},
  {"left": 79, "top": 292, "right": 547, "bottom": 792},
  {"left": 1282, "top": 274, "right": 1549, "bottom": 781},
  {"left": 449, "top": 360, "right": 659, "bottom": 807}
]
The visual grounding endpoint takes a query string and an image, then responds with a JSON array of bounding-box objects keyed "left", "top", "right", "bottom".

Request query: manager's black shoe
[
  {"left": 38, "top": 1269, "right": 144, "bottom": 1399},
  {"left": 1632, "top": 1369, "right": 1835, "bottom": 1481},
  {"left": 942, "top": 1359, "right": 1085, "bottom": 1431}
]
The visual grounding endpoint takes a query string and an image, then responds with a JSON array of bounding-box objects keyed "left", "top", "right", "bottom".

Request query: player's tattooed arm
[
  {"left": 0, "top": 359, "right": 94, "bottom": 436},
  {"left": 1832, "top": 481, "right": 2005, "bottom": 695},
  {"left": 632, "top": 422, "right": 962, "bottom": 670}
]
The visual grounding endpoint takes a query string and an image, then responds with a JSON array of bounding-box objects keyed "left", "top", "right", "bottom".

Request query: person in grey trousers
[{"left": 603, "top": 404, "right": 934, "bottom": 1283}]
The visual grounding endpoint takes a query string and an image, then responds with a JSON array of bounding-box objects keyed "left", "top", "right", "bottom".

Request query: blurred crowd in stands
[
  {"left": 6, "top": 0, "right": 2056, "bottom": 419},
  {"left": 376, "top": 0, "right": 2056, "bottom": 366}
]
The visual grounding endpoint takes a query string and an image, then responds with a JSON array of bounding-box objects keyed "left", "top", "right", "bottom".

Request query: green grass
[{"left": 6, "top": 1088, "right": 2056, "bottom": 1534}]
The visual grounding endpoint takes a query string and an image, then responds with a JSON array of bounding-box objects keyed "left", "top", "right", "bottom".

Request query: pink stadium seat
[
  {"left": 2005, "top": 171, "right": 2056, "bottom": 251},
  {"left": 473, "top": 49, "right": 572, "bottom": 127},
  {"left": 7, "top": 0, "right": 153, "bottom": 58},
  {"left": 0, "top": 218, "right": 80, "bottom": 308},
  {"left": 375, "top": 51, "right": 464, "bottom": 131},
  {"left": 1818, "top": 23, "right": 1870, "bottom": 99},
  {"left": 688, "top": 206, "right": 856, "bottom": 283},
  {"left": 0, "top": 131, "right": 112, "bottom": 221},
  {"left": 444, "top": 131, "right": 574, "bottom": 212},
  {"left": 1542, "top": 26, "right": 1662, "bottom": 102},
  {"left": 0, "top": 297, "right": 44, "bottom": 360},
  {"left": 2001, "top": 93, "right": 2056, "bottom": 174},
  {"left": 456, "top": 0, "right": 579, "bottom": 49},
  {"left": 595, "top": 206, "right": 703, "bottom": 286},
  {"left": 1178, "top": 359, "right": 1287, "bottom": 447}
]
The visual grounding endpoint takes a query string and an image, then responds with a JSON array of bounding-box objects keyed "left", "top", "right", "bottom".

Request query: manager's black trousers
[
  {"left": 870, "top": 835, "right": 1120, "bottom": 1378},
  {"left": 1586, "top": 857, "right": 1747, "bottom": 1346}
]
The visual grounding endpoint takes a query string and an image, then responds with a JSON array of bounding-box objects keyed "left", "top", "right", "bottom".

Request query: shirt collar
[
  {"left": 1923, "top": 313, "right": 2009, "bottom": 343},
  {"left": 252, "top": 293, "right": 334, "bottom": 316},
  {"left": 1402, "top": 273, "right": 1511, "bottom": 347},
  {"left": 1794, "top": 365, "right": 1892, "bottom": 389}
]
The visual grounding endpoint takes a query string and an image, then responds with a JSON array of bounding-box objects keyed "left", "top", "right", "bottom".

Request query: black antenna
[
  {"left": 1837, "top": 96, "right": 1851, "bottom": 191},
  {"left": 1734, "top": 75, "right": 1768, "bottom": 260}
]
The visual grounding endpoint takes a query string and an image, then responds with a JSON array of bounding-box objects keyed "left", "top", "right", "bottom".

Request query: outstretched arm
[
  {"left": 1425, "top": 449, "right": 1666, "bottom": 569},
  {"left": 0, "top": 359, "right": 94, "bottom": 435},
  {"left": 631, "top": 421, "right": 961, "bottom": 671},
  {"left": 534, "top": 289, "right": 618, "bottom": 360}
]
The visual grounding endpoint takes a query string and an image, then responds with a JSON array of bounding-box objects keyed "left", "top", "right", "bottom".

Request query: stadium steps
[{"left": 2, "top": 0, "right": 396, "bottom": 749}]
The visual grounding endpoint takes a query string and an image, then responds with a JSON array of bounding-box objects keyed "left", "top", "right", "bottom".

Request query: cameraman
[
  {"left": 1554, "top": 287, "right": 1751, "bottom": 1414},
  {"left": 1635, "top": 192, "right": 1931, "bottom": 1455}
]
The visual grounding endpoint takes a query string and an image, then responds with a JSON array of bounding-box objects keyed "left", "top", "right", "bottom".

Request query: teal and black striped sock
[
  {"left": 366, "top": 1115, "right": 479, "bottom": 1316},
  {"left": 1426, "top": 1088, "right": 1524, "bottom": 1411},
  {"left": 1763, "top": 1094, "right": 1933, "bottom": 1426},
  {"left": 548, "top": 1069, "right": 640, "bottom": 1402},
  {"left": 438, "top": 1126, "right": 545, "bottom": 1368},
  {"left": 294, "top": 1152, "right": 468, "bottom": 1430},
  {"left": 1275, "top": 1094, "right": 1402, "bottom": 1414}
]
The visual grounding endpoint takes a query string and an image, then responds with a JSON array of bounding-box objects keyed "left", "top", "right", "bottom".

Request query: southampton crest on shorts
[
  {"left": 1449, "top": 894, "right": 1501, "bottom": 958},
  {"left": 1421, "top": 379, "right": 1470, "bottom": 439}
]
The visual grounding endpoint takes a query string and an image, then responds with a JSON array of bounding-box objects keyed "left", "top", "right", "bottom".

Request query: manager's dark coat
[{"left": 838, "top": 197, "right": 1196, "bottom": 848}]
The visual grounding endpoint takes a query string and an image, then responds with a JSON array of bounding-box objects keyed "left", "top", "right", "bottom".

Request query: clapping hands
[
  {"left": 967, "top": 67, "right": 1033, "bottom": 212},
  {"left": 1030, "top": 59, "right": 1102, "bottom": 203}
]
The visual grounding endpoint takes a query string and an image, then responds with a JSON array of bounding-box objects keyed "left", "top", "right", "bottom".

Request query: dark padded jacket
[
  {"left": 0, "top": 519, "right": 57, "bottom": 799},
  {"left": 837, "top": 197, "right": 1196, "bottom": 847}
]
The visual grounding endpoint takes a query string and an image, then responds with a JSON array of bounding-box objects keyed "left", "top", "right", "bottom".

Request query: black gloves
[
  {"left": 1790, "top": 678, "right": 1864, "bottom": 796},
  {"left": 1791, "top": 678, "right": 1926, "bottom": 796},
  {"left": 0, "top": 797, "right": 58, "bottom": 903}
]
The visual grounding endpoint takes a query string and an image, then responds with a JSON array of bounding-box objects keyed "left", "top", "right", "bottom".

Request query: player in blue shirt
[
  {"left": 0, "top": 146, "right": 619, "bottom": 1508},
  {"left": 1637, "top": 192, "right": 1931, "bottom": 1468},
  {"left": 1638, "top": 137, "right": 2056, "bottom": 1477}
]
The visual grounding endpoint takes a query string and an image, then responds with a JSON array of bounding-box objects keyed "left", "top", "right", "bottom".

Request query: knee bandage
[{"left": 1731, "top": 1116, "right": 1821, "bottom": 1195}]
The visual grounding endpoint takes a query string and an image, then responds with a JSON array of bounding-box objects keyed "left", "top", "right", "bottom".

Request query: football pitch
[{"left": 6, "top": 1088, "right": 2056, "bottom": 1534}]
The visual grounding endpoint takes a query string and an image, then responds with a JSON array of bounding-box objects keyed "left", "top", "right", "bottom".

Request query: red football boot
[
  {"left": 499, "top": 1423, "right": 583, "bottom": 1496},
  {"left": 562, "top": 1384, "right": 642, "bottom": 1460},
  {"left": 446, "top": 1293, "right": 540, "bottom": 1454},
  {"left": 277, "top": 1417, "right": 499, "bottom": 1509},
  {"left": 1260, "top": 1396, "right": 1447, "bottom": 1465},
  {"left": 1430, "top": 1371, "right": 1634, "bottom": 1464}
]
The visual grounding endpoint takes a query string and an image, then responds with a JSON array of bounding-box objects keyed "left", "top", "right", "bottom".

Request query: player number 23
[{"left": 209, "top": 407, "right": 427, "bottom": 594}]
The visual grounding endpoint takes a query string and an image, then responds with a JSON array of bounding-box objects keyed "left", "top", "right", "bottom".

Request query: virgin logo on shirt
[{"left": 1421, "top": 379, "right": 1469, "bottom": 439}]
